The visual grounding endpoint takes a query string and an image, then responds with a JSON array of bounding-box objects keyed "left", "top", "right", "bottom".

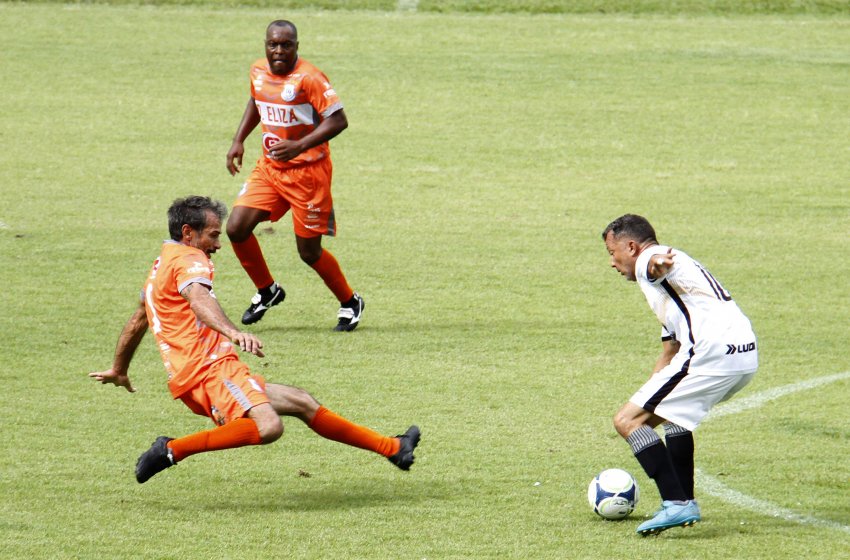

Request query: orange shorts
[
  {"left": 178, "top": 359, "right": 270, "bottom": 426},
  {"left": 234, "top": 156, "right": 336, "bottom": 238}
]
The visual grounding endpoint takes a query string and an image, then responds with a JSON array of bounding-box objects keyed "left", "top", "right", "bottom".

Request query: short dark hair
[
  {"left": 602, "top": 214, "right": 658, "bottom": 244},
  {"left": 267, "top": 19, "right": 297, "bottom": 38},
  {"left": 167, "top": 196, "right": 227, "bottom": 241}
]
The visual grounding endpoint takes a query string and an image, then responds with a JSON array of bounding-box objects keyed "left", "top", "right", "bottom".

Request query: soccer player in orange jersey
[
  {"left": 226, "top": 20, "right": 363, "bottom": 331},
  {"left": 89, "top": 196, "right": 419, "bottom": 483}
]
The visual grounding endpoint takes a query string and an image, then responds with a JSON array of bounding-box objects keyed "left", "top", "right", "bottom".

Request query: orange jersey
[
  {"left": 250, "top": 57, "right": 343, "bottom": 169},
  {"left": 143, "top": 241, "right": 239, "bottom": 398}
]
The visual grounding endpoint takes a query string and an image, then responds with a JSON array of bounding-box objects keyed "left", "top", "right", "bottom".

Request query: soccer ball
[{"left": 587, "top": 468, "right": 639, "bottom": 520}]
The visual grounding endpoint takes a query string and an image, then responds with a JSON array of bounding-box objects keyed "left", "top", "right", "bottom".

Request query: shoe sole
[
  {"left": 135, "top": 436, "right": 175, "bottom": 483},
  {"left": 637, "top": 518, "right": 699, "bottom": 537}
]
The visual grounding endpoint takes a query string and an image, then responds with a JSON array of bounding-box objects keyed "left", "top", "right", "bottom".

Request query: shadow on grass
[
  {"left": 146, "top": 477, "right": 468, "bottom": 513},
  {"left": 252, "top": 318, "right": 577, "bottom": 336},
  {"left": 260, "top": 485, "right": 428, "bottom": 512},
  {"left": 631, "top": 515, "right": 835, "bottom": 540}
]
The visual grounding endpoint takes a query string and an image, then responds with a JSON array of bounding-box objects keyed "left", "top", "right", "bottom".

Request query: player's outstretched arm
[
  {"left": 647, "top": 250, "right": 675, "bottom": 281},
  {"left": 181, "top": 282, "right": 265, "bottom": 357},
  {"left": 88, "top": 300, "right": 147, "bottom": 393},
  {"left": 226, "top": 97, "right": 261, "bottom": 176}
]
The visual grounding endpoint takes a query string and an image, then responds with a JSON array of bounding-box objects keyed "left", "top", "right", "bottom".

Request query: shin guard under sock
[{"left": 628, "top": 425, "right": 688, "bottom": 502}]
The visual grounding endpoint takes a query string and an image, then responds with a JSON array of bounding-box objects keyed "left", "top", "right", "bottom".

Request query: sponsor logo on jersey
[
  {"left": 211, "top": 405, "right": 226, "bottom": 426},
  {"left": 149, "top": 256, "right": 161, "bottom": 279},
  {"left": 725, "top": 342, "right": 756, "bottom": 355},
  {"left": 281, "top": 83, "right": 297, "bottom": 101},
  {"left": 323, "top": 88, "right": 336, "bottom": 99},
  {"left": 262, "top": 132, "right": 281, "bottom": 153},
  {"left": 187, "top": 261, "right": 211, "bottom": 274},
  {"left": 252, "top": 70, "right": 264, "bottom": 91},
  {"left": 256, "top": 101, "right": 315, "bottom": 127}
]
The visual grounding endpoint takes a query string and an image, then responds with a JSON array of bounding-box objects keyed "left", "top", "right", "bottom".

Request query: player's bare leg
[
  {"left": 265, "top": 383, "right": 321, "bottom": 423},
  {"left": 265, "top": 383, "right": 419, "bottom": 469},
  {"left": 247, "top": 403, "right": 284, "bottom": 443}
]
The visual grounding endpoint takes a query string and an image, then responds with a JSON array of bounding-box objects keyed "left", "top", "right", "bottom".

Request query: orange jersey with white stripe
[
  {"left": 250, "top": 57, "right": 343, "bottom": 169},
  {"left": 142, "top": 241, "right": 239, "bottom": 398}
]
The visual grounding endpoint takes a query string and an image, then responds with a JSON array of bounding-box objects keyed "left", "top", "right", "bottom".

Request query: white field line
[
  {"left": 397, "top": 0, "right": 419, "bottom": 11},
  {"left": 699, "top": 371, "right": 850, "bottom": 534},
  {"left": 695, "top": 470, "right": 850, "bottom": 535},
  {"left": 707, "top": 371, "right": 850, "bottom": 420}
]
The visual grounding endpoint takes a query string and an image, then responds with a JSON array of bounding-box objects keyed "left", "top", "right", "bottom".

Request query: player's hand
[
  {"left": 650, "top": 251, "right": 675, "bottom": 279},
  {"left": 226, "top": 141, "right": 245, "bottom": 176},
  {"left": 89, "top": 368, "right": 136, "bottom": 393},
  {"left": 267, "top": 138, "right": 304, "bottom": 162},
  {"left": 231, "top": 332, "right": 265, "bottom": 358}
]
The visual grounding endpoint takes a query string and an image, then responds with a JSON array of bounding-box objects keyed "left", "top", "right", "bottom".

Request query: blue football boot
[{"left": 636, "top": 500, "right": 701, "bottom": 536}]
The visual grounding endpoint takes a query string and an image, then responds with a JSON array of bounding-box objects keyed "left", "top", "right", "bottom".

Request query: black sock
[
  {"left": 664, "top": 423, "right": 695, "bottom": 500},
  {"left": 259, "top": 282, "right": 277, "bottom": 297},
  {"left": 628, "top": 426, "right": 687, "bottom": 502},
  {"left": 635, "top": 442, "right": 688, "bottom": 502}
]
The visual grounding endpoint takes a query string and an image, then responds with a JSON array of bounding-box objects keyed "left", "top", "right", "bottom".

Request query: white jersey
[{"left": 636, "top": 245, "right": 757, "bottom": 375}]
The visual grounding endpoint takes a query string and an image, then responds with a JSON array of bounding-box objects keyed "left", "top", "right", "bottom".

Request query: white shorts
[{"left": 630, "top": 367, "right": 756, "bottom": 431}]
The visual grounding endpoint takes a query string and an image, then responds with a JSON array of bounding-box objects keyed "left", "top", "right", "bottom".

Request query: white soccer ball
[{"left": 587, "top": 468, "right": 640, "bottom": 520}]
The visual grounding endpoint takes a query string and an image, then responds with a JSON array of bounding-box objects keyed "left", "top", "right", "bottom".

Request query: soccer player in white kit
[{"left": 602, "top": 214, "right": 758, "bottom": 536}]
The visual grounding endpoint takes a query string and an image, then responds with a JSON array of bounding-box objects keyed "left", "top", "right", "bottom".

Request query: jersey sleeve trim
[
  {"left": 321, "top": 102, "right": 343, "bottom": 118},
  {"left": 177, "top": 277, "right": 213, "bottom": 295}
]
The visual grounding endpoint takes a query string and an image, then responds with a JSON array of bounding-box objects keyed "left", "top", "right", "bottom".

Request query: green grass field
[
  {"left": 1, "top": 1, "right": 848, "bottom": 558},
  {"left": 13, "top": 0, "right": 850, "bottom": 15}
]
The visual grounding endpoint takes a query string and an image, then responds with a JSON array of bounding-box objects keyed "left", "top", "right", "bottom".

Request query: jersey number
[
  {"left": 698, "top": 265, "right": 732, "bottom": 301},
  {"left": 145, "top": 283, "right": 163, "bottom": 334}
]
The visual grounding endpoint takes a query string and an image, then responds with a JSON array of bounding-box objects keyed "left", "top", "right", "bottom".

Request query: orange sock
[
  {"left": 310, "top": 250, "right": 354, "bottom": 303},
  {"left": 231, "top": 234, "right": 275, "bottom": 290},
  {"left": 309, "top": 406, "right": 400, "bottom": 457},
  {"left": 167, "top": 417, "right": 262, "bottom": 462}
]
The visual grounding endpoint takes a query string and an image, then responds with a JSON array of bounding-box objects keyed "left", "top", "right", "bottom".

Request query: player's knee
[
  {"left": 290, "top": 386, "right": 320, "bottom": 416},
  {"left": 297, "top": 246, "right": 321, "bottom": 265},
  {"left": 612, "top": 411, "right": 632, "bottom": 439},
  {"left": 251, "top": 407, "right": 283, "bottom": 443},
  {"left": 257, "top": 416, "right": 284, "bottom": 444},
  {"left": 226, "top": 219, "right": 250, "bottom": 243}
]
